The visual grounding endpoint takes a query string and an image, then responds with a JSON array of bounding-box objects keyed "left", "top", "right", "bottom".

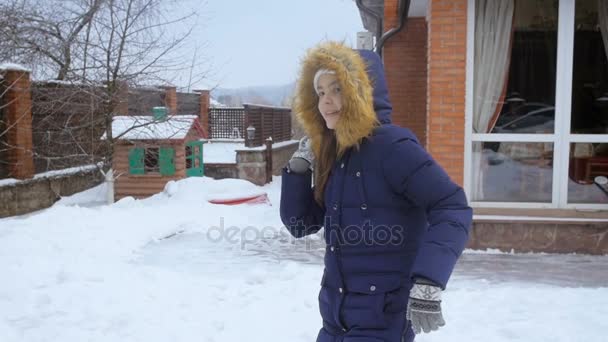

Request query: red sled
[{"left": 208, "top": 192, "right": 271, "bottom": 206}]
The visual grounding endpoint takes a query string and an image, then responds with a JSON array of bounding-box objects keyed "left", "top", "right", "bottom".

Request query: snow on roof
[
  {"left": 210, "top": 98, "right": 226, "bottom": 108},
  {"left": 103, "top": 115, "right": 198, "bottom": 141},
  {"left": 242, "top": 103, "right": 291, "bottom": 110},
  {"left": 0, "top": 63, "right": 31, "bottom": 72}
]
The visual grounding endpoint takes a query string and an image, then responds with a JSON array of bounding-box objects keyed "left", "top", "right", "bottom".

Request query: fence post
[
  {"left": 265, "top": 137, "right": 273, "bottom": 183},
  {"left": 244, "top": 104, "right": 253, "bottom": 147},
  {"left": 0, "top": 68, "right": 35, "bottom": 179}
]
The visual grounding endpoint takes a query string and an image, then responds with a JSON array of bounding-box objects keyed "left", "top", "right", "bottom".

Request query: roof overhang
[{"left": 356, "top": 0, "right": 429, "bottom": 34}]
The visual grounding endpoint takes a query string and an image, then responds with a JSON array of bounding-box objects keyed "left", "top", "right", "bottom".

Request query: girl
[{"left": 280, "top": 41, "right": 472, "bottom": 342}]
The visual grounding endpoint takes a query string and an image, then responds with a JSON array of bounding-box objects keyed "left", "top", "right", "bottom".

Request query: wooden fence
[
  {"left": 208, "top": 104, "right": 292, "bottom": 147},
  {"left": 208, "top": 107, "right": 246, "bottom": 139}
]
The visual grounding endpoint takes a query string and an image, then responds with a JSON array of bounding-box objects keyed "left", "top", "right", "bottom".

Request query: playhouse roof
[{"left": 103, "top": 115, "right": 200, "bottom": 141}]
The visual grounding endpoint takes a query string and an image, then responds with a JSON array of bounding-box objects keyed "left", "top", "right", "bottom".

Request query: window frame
[{"left": 464, "top": 0, "right": 608, "bottom": 209}]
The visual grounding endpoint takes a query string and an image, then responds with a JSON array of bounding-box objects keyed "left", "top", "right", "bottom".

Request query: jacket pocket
[{"left": 340, "top": 273, "right": 404, "bottom": 330}]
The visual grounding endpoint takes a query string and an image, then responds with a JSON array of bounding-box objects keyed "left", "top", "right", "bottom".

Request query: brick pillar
[
  {"left": 427, "top": 0, "right": 468, "bottom": 186},
  {"left": 383, "top": 1, "right": 429, "bottom": 146},
  {"left": 1, "top": 69, "right": 35, "bottom": 179},
  {"left": 114, "top": 80, "right": 129, "bottom": 116},
  {"left": 163, "top": 86, "right": 177, "bottom": 115},
  {"left": 195, "top": 89, "right": 210, "bottom": 138}
]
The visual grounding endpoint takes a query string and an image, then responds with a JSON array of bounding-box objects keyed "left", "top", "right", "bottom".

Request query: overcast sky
[{"left": 178, "top": 0, "right": 365, "bottom": 89}]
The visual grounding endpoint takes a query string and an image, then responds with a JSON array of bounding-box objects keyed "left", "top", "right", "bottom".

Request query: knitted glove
[
  {"left": 287, "top": 136, "right": 314, "bottom": 174},
  {"left": 406, "top": 278, "right": 445, "bottom": 334}
]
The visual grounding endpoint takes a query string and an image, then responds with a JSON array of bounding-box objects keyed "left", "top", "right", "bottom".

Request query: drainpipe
[
  {"left": 374, "top": 0, "right": 412, "bottom": 57},
  {"left": 356, "top": 0, "right": 384, "bottom": 48}
]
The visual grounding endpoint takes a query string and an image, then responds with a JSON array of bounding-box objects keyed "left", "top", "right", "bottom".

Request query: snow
[
  {"left": 242, "top": 102, "right": 291, "bottom": 110},
  {"left": 32, "top": 164, "right": 99, "bottom": 180},
  {"left": 202, "top": 141, "right": 241, "bottom": 164},
  {"left": 0, "top": 165, "right": 100, "bottom": 188},
  {"left": 201, "top": 139, "right": 299, "bottom": 164},
  {"left": 236, "top": 139, "right": 299, "bottom": 151},
  {"left": 0, "top": 178, "right": 19, "bottom": 186},
  {"left": 210, "top": 98, "right": 226, "bottom": 108},
  {"left": 1, "top": 176, "right": 607, "bottom": 342},
  {"left": 0, "top": 62, "right": 31, "bottom": 72},
  {"left": 103, "top": 115, "right": 198, "bottom": 140}
]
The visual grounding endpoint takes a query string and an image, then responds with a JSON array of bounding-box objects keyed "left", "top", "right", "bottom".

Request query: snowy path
[{"left": 1, "top": 177, "right": 607, "bottom": 341}]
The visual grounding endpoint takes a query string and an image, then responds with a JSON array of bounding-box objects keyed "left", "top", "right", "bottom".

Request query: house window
[
  {"left": 468, "top": 0, "right": 608, "bottom": 208},
  {"left": 567, "top": 0, "right": 608, "bottom": 204},
  {"left": 471, "top": 0, "right": 557, "bottom": 203}
]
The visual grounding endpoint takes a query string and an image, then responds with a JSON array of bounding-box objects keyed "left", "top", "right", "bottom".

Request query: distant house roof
[
  {"left": 102, "top": 115, "right": 201, "bottom": 141},
  {"left": 210, "top": 98, "right": 227, "bottom": 108}
]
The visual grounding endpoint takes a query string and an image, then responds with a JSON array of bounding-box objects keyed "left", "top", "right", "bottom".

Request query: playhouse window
[
  {"left": 145, "top": 148, "right": 160, "bottom": 173},
  {"left": 186, "top": 145, "right": 193, "bottom": 169}
]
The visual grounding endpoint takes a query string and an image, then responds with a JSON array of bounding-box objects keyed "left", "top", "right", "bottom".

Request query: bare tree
[
  {"left": 0, "top": 0, "right": 210, "bottom": 203},
  {"left": 0, "top": 0, "right": 104, "bottom": 80}
]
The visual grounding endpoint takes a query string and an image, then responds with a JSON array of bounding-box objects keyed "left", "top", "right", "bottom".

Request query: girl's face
[{"left": 316, "top": 73, "right": 343, "bottom": 130}]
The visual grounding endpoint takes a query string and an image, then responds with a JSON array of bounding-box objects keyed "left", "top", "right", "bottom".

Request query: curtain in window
[
  {"left": 472, "top": 0, "right": 515, "bottom": 200},
  {"left": 474, "top": 0, "right": 515, "bottom": 133},
  {"left": 599, "top": 0, "right": 608, "bottom": 65}
]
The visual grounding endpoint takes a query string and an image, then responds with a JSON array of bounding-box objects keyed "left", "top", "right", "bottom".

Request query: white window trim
[{"left": 464, "top": 0, "right": 608, "bottom": 209}]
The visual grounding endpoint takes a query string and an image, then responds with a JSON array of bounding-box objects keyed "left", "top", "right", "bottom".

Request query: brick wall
[
  {"left": 1, "top": 69, "right": 35, "bottom": 179},
  {"left": 162, "top": 86, "right": 177, "bottom": 115},
  {"left": 427, "top": 0, "right": 468, "bottom": 185},
  {"left": 383, "top": 0, "right": 429, "bottom": 145},
  {"left": 195, "top": 90, "right": 210, "bottom": 138},
  {"left": 31, "top": 82, "right": 108, "bottom": 173}
]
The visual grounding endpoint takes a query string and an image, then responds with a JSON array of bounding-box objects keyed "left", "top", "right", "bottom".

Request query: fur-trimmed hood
[{"left": 293, "top": 41, "right": 392, "bottom": 157}]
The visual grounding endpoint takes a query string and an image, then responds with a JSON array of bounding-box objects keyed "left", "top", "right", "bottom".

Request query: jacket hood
[
  {"left": 293, "top": 41, "right": 392, "bottom": 157},
  {"left": 358, "top": 49, "right": 392, "bottom": 125}
]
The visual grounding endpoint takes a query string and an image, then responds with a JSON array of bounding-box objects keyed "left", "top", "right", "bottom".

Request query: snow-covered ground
[{"left": 1, "top": 176, "right": 607, "bottom": 342}]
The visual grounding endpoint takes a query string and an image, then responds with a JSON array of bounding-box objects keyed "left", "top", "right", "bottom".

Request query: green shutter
[
  {"left": 128, "top": 147, "right": 145, "bottom": 175},
  {"left": 159, "top": 146, "right": 175, "bottom": 176},
  {"left": 185, "top": 141, "right": 204, "bottom": 177}
]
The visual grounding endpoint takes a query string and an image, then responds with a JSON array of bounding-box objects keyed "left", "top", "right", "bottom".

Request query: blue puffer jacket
[{"left": 280, "top": 42, "right": 473, "bottom": 342}]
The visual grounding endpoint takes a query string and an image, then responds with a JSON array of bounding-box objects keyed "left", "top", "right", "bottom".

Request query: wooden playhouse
[{"left": 109, "top": 107, "right": 205, "bottom": 200}]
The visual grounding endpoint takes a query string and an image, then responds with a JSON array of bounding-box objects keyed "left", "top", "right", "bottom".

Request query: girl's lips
[{"left": 325, "top": 110, "right": 341, "bottom": 116}]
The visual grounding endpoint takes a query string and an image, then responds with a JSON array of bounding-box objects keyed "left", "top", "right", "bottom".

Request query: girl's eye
[
  {"left": 318, "top": 91, "right": 325, "bottom": 96},
  {"left": 333, "top": 87, "right": 341, "bottom": 93}
]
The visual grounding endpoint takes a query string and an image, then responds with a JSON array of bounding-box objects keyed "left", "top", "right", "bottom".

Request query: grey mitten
[
  {"left": 287, "top": 136, "right": 314, "bottom": 174},
  {"left": 406, "top": 278, "right": 445, "bottom": 334}
]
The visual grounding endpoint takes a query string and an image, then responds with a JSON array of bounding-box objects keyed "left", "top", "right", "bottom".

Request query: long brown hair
[{"left": 313, "top": 129, "right": 338, "bottom": 205}]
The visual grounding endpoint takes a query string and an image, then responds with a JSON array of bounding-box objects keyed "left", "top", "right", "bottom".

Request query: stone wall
[
  {"left": 0, "top": 168, "right": 103, "bottom": 217},
  {"left": 204, "top": 163, "right": 239, "bottom": 179},
  {"left": 468, "top": 220, "right": 608, "bottom": 255},
  {"left": 271, "top": 141, "right": 299, "bottom": 175}
]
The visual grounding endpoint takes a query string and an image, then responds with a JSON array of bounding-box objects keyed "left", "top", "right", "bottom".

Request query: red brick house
[{"left": 355, "top": 0, "right": 608, "bottom": 254}]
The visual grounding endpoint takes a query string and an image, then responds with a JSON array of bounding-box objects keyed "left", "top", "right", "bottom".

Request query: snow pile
[
  {"left": 1, "top": 176, "right": 607, "bottom": 342},
  {"left": 163, "top": 177, "right": 268, "bottom": 201}
]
